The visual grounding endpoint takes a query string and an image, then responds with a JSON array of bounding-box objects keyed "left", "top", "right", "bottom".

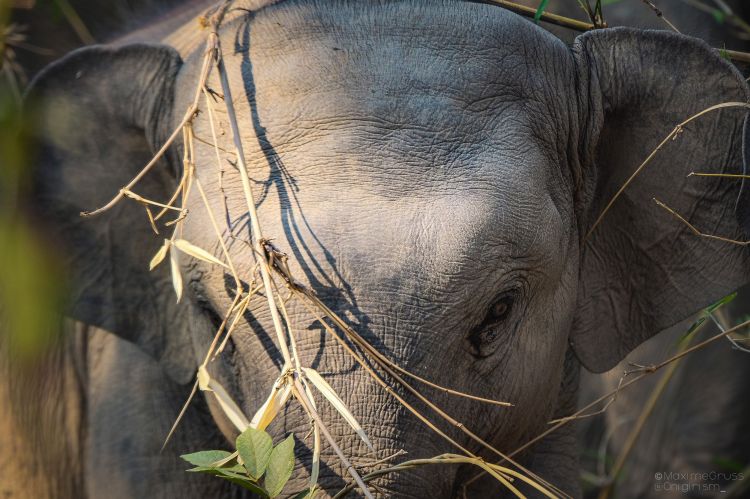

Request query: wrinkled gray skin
[{"left": 23, "top": 0, "right": 750, "bottom": 497}]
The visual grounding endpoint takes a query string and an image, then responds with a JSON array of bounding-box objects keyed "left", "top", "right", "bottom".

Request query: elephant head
[{"left": 27, "top": 0, "right": 750, "bottom": 496}]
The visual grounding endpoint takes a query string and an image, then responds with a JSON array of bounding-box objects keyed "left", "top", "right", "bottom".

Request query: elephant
[{"left": 8, "top": 0, "right": 750, "bottom": 497}]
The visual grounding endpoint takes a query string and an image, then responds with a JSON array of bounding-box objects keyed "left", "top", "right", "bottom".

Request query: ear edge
[
  {"left": 26, "top": 42, "right": 197, "bottom": 383},
  {"left": 27, "top": 43, "right": 183, "bottom": 147},
  {"left": 570, "top": 28, "right": 750, "bottom": 373}
]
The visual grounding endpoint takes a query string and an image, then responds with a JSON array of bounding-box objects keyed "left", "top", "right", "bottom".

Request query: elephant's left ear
[
  {"left": 27, "top": 44, "right": 198, "bottom": 383},
  {"left": 570, "top": 28, "right": 750, "bottom": 373}
]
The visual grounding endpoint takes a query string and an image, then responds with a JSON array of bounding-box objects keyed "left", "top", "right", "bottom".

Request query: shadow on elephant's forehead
[{"left": 216, "top": 0, "right": 567, "bottom": 139}]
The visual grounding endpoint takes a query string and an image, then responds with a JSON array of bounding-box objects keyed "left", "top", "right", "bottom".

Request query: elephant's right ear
[
  {"left": 27, "top": 44, "right": 197, "bottom": 382},
  {"left": 569, "top": 29, "right": 750, "bottom": 374}
]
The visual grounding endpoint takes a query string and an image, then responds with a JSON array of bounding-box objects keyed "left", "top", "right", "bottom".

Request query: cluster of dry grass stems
[{"left": 73, "top": 0, "right": 750, "bottom": 498}]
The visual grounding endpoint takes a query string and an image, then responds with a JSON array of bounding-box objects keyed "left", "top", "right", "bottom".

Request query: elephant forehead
[
  {"left": 185, "top": 1, "right": 572, "bottom": 291},
  {"left": 212, "top": 170, "right": 565, "bottom": 290},
  {"left": 196, "top": 9, "right": 570, "bottom": 193},
  {"left": 213, "top": 0, "right": 568, "bottom": 149},
  {"left": 298, "top": 189, "right": 563, "bottom": 277}
]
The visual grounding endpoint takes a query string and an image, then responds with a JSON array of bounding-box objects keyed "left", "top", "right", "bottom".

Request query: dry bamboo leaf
[
  {"left": 150, "top": 239, "right": 171, "bottom": 271},
  {"left": 198, "top": 365, "right": 251, "bottom": 432},
  {"left": 250, "top": 379, "right": 292, "bottom": 431},
  {"left": 170, "top": 248, "right": 183, "bottom": 303},
  {"left": 302, "top": 367, "right": 373, "bottom": 451},
  {"left": 145, "top": 205, "right": 159, "bottom": 234},
  {"left": 174, "top": 238, "right": 229, "bottom": 268},
  {"left": 197, "top": 364, "right": 211, "bottom": 391}
]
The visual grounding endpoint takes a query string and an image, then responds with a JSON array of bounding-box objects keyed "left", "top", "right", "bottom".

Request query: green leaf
[
  {"left": 264, "top": 434, "right": 296, "bottom": 498},
  {"left": 187, "top": 464, "right": 246, "bottom": 474},
  {"left": 237, "top": 427, "right": 274, "bottom": 480},
  {"left": 181, "top": 450, "right": 233, "bottom": 467},
  {"left": 678, "top": 292, "right": 739, "bottom": 343},
  {"left": 678, "top": 315, "right": 706, "bottom": 344},
  {"left": 534, "top": 0, "right": 549, "bottom": 24},
  {"left": 198, "top": 468, "right": 271, "bottom": 496},
  {"left": 291, "top": 488, "right": 316, "bottom": 499},
  {"left": 706, "top": 292, "right": 736, "bottom": 314}
]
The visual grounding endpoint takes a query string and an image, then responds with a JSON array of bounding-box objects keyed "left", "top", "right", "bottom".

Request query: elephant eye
[
  {"left": 488, "top": 296, "right": 514, "bottom": 322},
  {"left": 465, "top": 293, "right": 517, "bottom": 359}
]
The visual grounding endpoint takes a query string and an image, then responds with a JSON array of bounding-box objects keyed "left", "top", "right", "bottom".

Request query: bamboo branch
[
  {"left": 212, "top": 32, "right": 292, "bottom": 367},
  {"left": 481, "top": 0, "right": 598, "bottom": 30},
  {"left": 487, "top": 0, "right": 750, "bottom": 63}
]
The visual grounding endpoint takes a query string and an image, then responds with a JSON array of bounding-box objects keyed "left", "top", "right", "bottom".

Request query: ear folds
[
  {"left": 28, "top": 44, "right": 197, "bottom": 382},
  {"left": 571, "top": 28, "right": 750, "bottom": 372}
]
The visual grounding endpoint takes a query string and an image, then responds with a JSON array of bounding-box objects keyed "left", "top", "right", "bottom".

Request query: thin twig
[
  {"left": 688, "top": 171, "right": 750, "bottom": 179},
  {"left": 653, "top": 198, "right": 750, "bottom": 246},
  {"left": 80, "top": 41, "right": 216, "bottom": 217},
  {"left": 723, "top": 48, "right": 750, "bottom": 64},
  {"left": 547, "top": 376, "right": 624, "bottom": 425},
  {"left": 597, "top": 328, "right": 699, "bottom": 499},
  {"left": 161, "top": 379, "right": 199, "bottom": 452},
  {"left": 359, "top": 449, "right": 408, "bottom": 470},
  {"left": 212, "top": 30, "right": 292, "bottom": 367},
  {"left": 482, "top": 0, "right": 598, "bottom": 30},
  {"left": 584, "top": 102, "right": 750, "bottom": 241},
  {"left": 639, "top": 0, "right": 682, "bottom": 33},
  {"left": 711, "top": 310, "right": 750, "bottom": 353}
]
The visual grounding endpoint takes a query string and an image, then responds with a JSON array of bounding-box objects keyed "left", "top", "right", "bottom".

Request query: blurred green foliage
[{"left": 1, "top": 2, "right": 65, "bottom": 363}]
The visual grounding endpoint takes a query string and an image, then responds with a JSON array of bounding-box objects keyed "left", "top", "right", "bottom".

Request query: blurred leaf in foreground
[{"left": 0, "top": 71, "right": 65, "bottom": 364}]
